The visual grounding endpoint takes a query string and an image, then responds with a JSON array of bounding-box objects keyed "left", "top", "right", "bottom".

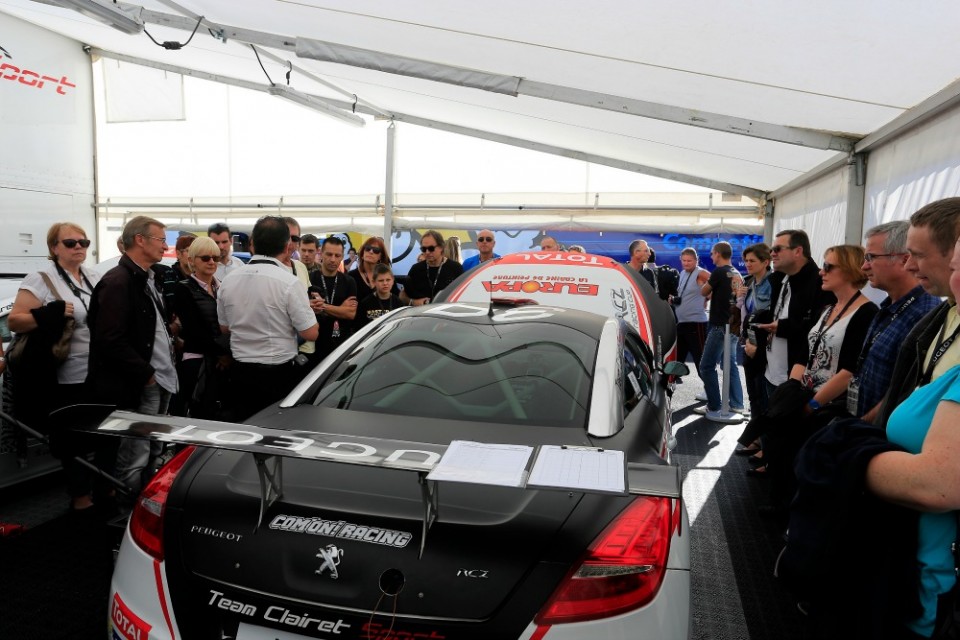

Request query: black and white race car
[{"left": 100, "top": 251, "right": 690, "bottom": 640}]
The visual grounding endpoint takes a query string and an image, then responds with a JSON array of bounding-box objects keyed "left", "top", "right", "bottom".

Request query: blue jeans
[
  {"left": 699, "top": 326, "right": 744, "bottom": 411},
  {"left": 115, "top": 383, "right": 170, "bottom": 494}
]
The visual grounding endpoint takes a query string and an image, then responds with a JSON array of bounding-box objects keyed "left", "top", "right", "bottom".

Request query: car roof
[
  {"left": 406, "top": 299, "right": 612, "bottom": 337},
  {"left": 435, "top": 251, "right": 674, "bottom": 357}
]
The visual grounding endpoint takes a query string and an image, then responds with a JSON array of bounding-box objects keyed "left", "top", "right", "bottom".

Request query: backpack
[{"left": 655, "top": 264, "right": 680, "bottom": 301}]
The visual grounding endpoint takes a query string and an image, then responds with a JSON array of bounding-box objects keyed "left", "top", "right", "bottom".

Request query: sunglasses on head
[
  {"left": 61, "top": 238, "right": 91, "bottom": 249},
  {"left": 290, "top": 235, "right": 302, "bottom": 244},
  {"left": 477, "top": 236, "right": 494, "bottom": 242},
  {"left": 364, "top": 245, "right": 382, "bottom": 254},
  {"left": 196, "top": 255, "right": 219, "bottom": 262},
  {"left": 421, "top": 245, "right": 438, "bottom": 253}
]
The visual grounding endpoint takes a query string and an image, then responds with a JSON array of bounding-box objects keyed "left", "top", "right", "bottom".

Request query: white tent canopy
[{"left": 4, "top": 0, "right": 960, "bottom": 239}]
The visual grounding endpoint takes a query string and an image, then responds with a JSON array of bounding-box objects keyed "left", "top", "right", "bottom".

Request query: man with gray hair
[
  {"left": 852, "top": 221, "right": 940, "bottom": 422},
  {"left": 87, "top": 215, "right": 178, "bottom": 496},
  {"left": 875, "top": 198, "right": 960, "bottom": 427}
]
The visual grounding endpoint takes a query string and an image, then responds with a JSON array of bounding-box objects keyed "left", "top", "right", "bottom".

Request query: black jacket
[
  {"left": 173, "top": 278, "right": 229, "bottom": 358},
  {"left": 777, "top": 418, "right": 921, "bottom": 638},
  {"left": 86, "top": 254, "right": 166, "bottom": 409},
  {"left": 775, "top": 259, "right": 835, "bottom": 371},
  {"left": 877, "top": 300, "right": 954, "bottom": 429}
]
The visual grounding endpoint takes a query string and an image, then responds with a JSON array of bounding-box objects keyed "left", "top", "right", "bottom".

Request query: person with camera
[
  {"left": 673, "top": 247, "right": 710, "bottom": 375},
  {"left": 217, "top": 216, "right": 319, "bottom": 421}
]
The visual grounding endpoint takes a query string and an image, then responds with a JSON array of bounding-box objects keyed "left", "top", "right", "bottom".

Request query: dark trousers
[
  {"left": 229, "top": 359, "right": 305, "bottom": 422},
  {"left": 676, "top": 321, "right": 707, "bottom": 374}
]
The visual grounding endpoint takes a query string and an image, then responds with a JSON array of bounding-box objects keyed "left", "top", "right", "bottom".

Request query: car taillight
[
  {"left": 129, "top": 446, "right": 196, "bottom": 561},
  {"left": 535, "top": 496, "right": 673, "bottom": 624}
]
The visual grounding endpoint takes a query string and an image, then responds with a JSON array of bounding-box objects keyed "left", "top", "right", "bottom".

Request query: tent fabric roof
[{"left": 5, "top": 0, "right": 960, "bottom": 195}]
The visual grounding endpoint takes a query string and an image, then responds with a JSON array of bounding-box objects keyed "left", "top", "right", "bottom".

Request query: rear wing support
[{"left": 253, "top": 454, "right": 283, "bottom": 533}]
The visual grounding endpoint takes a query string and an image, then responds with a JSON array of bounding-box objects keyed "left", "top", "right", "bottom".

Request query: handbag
[{"left": 7, "top": 272, "right": 75, "bottom": 368}]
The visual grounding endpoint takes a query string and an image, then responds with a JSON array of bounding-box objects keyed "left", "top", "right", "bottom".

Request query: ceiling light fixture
[
  {"left": 267, "top": 85, "right": 365, "bottom": 128},
  {"left": 56, "top": 0, "right": 145, "bottom": 35}
]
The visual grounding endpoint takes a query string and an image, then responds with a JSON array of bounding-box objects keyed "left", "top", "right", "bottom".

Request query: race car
[{"left": 95, "top": 252, "right": 690, "bottom": 640}]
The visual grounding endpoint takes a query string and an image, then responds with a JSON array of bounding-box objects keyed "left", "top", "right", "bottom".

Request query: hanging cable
[
  {"left": 143, "top": 15, "right": 204, "bottom": 51},
  {"left": 252, "top": 45, "right": 274, "bottom": 86}
]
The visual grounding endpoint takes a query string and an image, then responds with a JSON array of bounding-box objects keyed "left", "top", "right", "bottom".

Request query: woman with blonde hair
[
  {"left": 8, "top": 222, "right": 104, "bottom": 512},
  {"left": 173, "top": 236, "right": 230, "bottom": 419},
  {"left": 443, "top": 235, "right": 462, "bottom": 264}
]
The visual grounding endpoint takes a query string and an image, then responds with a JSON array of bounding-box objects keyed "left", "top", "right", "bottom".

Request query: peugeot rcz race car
[{"left": 97, "top": 251, "right": 690, "bottom": 640}]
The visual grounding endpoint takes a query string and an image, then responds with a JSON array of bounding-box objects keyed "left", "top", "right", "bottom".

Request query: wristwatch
[{"left": 808, "top": 398, "right": 821, "bottom": 411}]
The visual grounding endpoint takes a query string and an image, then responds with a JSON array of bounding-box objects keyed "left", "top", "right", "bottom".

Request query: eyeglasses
[
  {"left": 477, "top": 236, "right": 494, "bottom": 242},
  {"left": 61, "top": 238, "right": 91, "bottom": 249},
  {"left": 421, "top": 245, "right": 439, "bottom": 253},
  {"left": 196, "top": 255, "right": 219, "bottom": 262},
  {"left": 821, "top": 262, "right": 838, "bottom": 273},
  {"left": 290, "top": 235, "right": 301, "bottom": 244},
  {"left": 364, "top": 246, "right": 382, "bottom": 254},
  {"left": 864, "top": 252, "right": 906, "bottom": 262},
  {"left": 140, "top": 234, "right": 167, "bottom": 244}
]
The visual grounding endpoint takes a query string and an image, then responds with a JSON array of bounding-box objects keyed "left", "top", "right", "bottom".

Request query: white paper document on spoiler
[
  {"left": 527, "top": 445, "right": 627, "bottom": 494},
  {"left": 426, "top": 440, "right": 533, "bottom": 487}
]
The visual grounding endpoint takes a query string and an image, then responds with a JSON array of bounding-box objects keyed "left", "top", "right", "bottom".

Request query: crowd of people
[{"left": 4, "top": 200, "right": 960, "bottom": 636}]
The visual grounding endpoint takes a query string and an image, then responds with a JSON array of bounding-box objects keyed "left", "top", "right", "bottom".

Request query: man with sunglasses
[
  {"left": 401, "top": 230, "right": 464, "bottom": 306},
  {"left": 88, "top": 216, "right": 179, "bottom": 497},
  {"left": 461, "top": 229, "right": 500, "bottom": 270},
  {"left": 755, "top": 229, "right": 834, "bottom": 395}
]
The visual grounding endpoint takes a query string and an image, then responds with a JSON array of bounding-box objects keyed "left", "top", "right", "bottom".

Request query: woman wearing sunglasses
[
  {"left": 349, "top": 237, "right": 399, "bottom": 303},
  {"left": 754, "top": 245, "right": 878, "bottom": 510},
  {"left": 8, "top": 222, "right": 102, "bottom": 512},
  {"left": 172, "top": 236, "right": 231, "bottom": 420}
]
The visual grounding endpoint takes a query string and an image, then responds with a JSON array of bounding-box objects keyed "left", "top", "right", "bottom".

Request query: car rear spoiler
[{"left": 55, "top": 405, "right": 682, "bottom": 555}]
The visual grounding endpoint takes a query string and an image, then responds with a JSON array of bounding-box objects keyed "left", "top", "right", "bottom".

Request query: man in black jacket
[
  {"left": 757, "top": 229, "right": 835, "bottom": 396},
  {"left": 87, "top": 216, "right": 178, "bottom": 495}
]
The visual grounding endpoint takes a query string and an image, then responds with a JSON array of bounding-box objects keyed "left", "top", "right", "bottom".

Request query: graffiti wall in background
[{"left": 332, "top": 229, "right": 765, "bottom": 276}]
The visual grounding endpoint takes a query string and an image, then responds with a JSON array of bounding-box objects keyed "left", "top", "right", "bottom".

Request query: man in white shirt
[
  {"left": 209, "top": 222, "right": 245, "bottom": 280},
  {"left": 218, "top": 216, "right": 319, "bottom": 421}
]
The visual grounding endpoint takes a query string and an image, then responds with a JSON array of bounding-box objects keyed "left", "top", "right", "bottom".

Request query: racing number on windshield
[{"left": 424, "top": 303, "right": 566, "bottom": 322}]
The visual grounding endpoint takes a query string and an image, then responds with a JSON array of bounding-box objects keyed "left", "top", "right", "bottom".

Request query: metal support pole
[
  {"left": 721, "top": 323, "right": 731, "bottom": 414},
  {"left": 383, "top": 120, "right": 397, "bottom": 254}
]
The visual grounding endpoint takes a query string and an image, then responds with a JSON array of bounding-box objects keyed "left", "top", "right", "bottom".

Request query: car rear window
[{"left": 312, "top": 316, "right": 597, "bottom": 427}]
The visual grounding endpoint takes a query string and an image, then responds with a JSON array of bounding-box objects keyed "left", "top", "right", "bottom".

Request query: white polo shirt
[
  {"left": 215, "top": 254, "right": 245, "bottom": 281},
  {"left": 217, "top": 255, "right": 316, "bottom": 365}
]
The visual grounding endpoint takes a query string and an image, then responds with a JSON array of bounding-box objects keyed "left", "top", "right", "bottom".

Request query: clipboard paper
[{"left": 527, "top": 445, "right": 627, "bottom": 495}]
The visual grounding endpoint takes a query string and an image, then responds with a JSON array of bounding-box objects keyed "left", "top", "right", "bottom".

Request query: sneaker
[
  {"left": 693, "top": 406, "right": 708, "bottom": 415},
  {"left": 733, "top": 407, "right": 750, "bottom": 416},
  {"left": 695, "top": 392, "right": 708, "bottom": 402},
  {"left": 704, "top": 409, "right": 726, "bottom": 422}
]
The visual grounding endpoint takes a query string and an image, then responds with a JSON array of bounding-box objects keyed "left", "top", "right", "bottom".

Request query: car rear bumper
[
  {"left": 109, "top": 529, "right": 180, "bottom": 640},
  {"left": 516, "top": 567, "right": 691, "bottom": 639}
]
